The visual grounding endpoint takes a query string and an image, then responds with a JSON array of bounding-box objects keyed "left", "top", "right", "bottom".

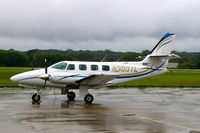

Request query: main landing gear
[
  {"left": 67, "top": 91, "right": 76, "bottom": 100},
  {"left": 84, "top": 93, "right": 94, "bottom": 104},
  {"left": 66, "top": 91, "right": 94, "bottom": 104}
]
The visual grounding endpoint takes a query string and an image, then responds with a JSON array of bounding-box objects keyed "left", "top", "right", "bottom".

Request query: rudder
[{"left": 150, "top": 32, "right": 175, "bottom": 56}]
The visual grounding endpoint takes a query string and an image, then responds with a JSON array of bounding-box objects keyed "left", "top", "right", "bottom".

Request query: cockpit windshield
[{"left": 50, "top": 62, "right": 67, "bottom": 70}]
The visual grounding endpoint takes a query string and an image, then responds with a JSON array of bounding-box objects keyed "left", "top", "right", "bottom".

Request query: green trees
[
  {"left": 120, "top": 52, "right": 139, "bottom": 61},
  {"left": 0, "top": 49, "right": 199, "bottom": 69},
  {"left": 178, "top": 62, "right": 196, "bottom": 69},
  {"left": 32, "top": 53, "right": 65, "bottom": 67},
  {"left": 0, "top": 50, "right": 28, "bottom": 67},
  {"left": 172, "top": 51, "right": 200, "bottom": 69},
  {"left": 0, "top": 50, "right": 8, "bottom": 66}
]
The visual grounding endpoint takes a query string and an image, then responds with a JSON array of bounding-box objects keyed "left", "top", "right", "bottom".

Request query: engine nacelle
[{"left": 48, "top": 72, "right": 80, "bottom": 84}]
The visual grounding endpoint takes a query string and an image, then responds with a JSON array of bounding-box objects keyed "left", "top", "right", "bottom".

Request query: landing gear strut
[
  {"left": 79, "top": 86, "right": 94, "bottom": 104},
  {"left": 84, "top": 93, "right": 94, "bottom": 104},
  {"left": 67, "top": 91, "right": 76, "bottom": 100}
]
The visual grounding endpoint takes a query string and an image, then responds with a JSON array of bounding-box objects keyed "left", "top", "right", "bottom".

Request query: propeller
[
  {"left": 44, "top": 59, "right": 48, "bottom": 87},
  {"left": 39, "top": 59, "right": 50, "bottom": 88},
  {"left": 45, "top": 59, "right": 48, "bottom": 74}
]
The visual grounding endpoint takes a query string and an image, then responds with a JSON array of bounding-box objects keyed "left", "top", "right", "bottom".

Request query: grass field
[
  {"left": 0, "top": 67, "right": 33, "bottom": 87},
  {"left": 0, "top": 67, "right": 200, "bottom": 88},
  {"left": 114, "top": 69, "right": 200, "bottom": 88}
]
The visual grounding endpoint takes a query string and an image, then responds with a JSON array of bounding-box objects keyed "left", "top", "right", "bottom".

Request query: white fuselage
[{"left": 10, "top": 60, "right": 167, "bottom": 89}]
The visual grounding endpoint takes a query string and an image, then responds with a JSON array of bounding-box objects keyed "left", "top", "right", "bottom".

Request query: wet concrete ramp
[{"left": 0, "top": 88, "right": 200, "bottom": 133}]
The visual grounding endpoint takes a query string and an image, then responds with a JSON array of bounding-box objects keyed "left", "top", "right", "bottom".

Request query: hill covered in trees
[{"left": 0, "top": 49, "right": 199, "bottom": 69}]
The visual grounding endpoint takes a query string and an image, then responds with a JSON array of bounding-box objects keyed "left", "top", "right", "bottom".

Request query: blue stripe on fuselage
[{"left": 116, "top": 61, "right": 166, "bottom": 79}]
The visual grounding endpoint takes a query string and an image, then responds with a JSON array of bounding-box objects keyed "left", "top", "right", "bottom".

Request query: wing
[{"left": 76, "top": 73, "right": 119, "bottom": 86}]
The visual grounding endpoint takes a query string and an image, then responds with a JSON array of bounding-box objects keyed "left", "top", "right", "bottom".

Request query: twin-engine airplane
[{"left": 11, "top": 33, "right": 178, "bottom": 104}]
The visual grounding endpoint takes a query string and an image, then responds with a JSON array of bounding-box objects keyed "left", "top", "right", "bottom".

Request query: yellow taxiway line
[{"left": 126, "top": 114, "right": 200, "bottom": 132}]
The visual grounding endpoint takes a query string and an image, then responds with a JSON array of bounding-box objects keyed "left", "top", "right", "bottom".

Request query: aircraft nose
[{"left": 10, "top": 75, "right": 20, "bottom": 82}]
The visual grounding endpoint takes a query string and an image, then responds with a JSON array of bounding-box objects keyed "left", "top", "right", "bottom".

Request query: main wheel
[
  {"left": 84, "top": 94, "right": 94, "bottom": 104},
  {"left": 67, "top": 91, "right": 76, "bottom": 100},
  {"left": 32, "top": 93, "right": 41, "bottom": 102}
]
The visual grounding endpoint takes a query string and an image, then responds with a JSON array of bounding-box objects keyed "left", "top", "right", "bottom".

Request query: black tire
[
  {"left": 32, "top": 93, "right": 40, "bottom": 102},
  {"left": 67, "top": 91, "right": 76, "bottom": 100},
  {"left": 84, "top": 94, "right": 94, "bottom": 104}
]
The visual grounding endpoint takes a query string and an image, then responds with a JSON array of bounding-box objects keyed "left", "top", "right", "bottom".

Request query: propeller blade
[
  {"left": 44, "top": 59, "right": 47, "bottom": 74},
  {"left": 45, "top": 67, "right": 47, "bottom": 74},
  {"left": 44, "top": 59, "right": 48, "bottom": 87},
  {"left": 43, "top": 80, "right": 47, "bottom": 88},
  {"left": 39, "top": 74, "right": 49, "bottom": 88}
]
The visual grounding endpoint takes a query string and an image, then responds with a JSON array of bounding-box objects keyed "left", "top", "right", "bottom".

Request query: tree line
[{"left": 0, "top": 49, "right": 199, "bottom": 69}]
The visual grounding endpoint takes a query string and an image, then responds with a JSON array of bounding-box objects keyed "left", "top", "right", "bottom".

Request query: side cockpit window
[{"left": 50, "top": 62, "right": 67, "bottom": 70}]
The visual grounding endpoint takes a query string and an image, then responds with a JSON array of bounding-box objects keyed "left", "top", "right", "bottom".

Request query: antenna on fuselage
[
  {"left": 116, "top": 55, "right": 123, "bottom": 62},
  {"left": 101, "top": 54, "right": 109, "bottom": 62}
]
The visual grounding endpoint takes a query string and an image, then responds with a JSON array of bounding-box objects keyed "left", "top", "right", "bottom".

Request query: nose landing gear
[
  {"left": 32, "top": 93, "right": 40, "bottom": 101},
  {"left": 31, "top": 89, "right": 41, "bottom": 104},
  {"left": 31, "top": 93, "right": 41, "bottom": 104}
]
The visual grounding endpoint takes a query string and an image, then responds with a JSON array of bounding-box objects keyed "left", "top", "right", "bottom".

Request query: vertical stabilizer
[
  {"left": 150, "top": 33, "right": 175, "bottom": 55},
  {"left": 142, "top": 33, "right": 176, "bottom": 69}
]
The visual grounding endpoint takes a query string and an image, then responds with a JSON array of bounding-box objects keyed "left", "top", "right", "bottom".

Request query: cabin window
[
  {"left": 67, "top": 64, "right": 75, "bottom": 70},
  {"left": 50, "top": 62, "right": 67, "bottom": 70},
  {"left": 102, "top": 65, "right": 110, "bottom": 71},
  {"left": 79, "top": 64, "right": 87, "bottom": 70},
  {"left": 91, "top": 64, "right": 98, "bottom": 71}
]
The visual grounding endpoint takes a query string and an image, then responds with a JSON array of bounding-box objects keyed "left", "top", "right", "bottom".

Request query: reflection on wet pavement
[{"left": 0, "top": 88, "right": 200, "bottom": 133}]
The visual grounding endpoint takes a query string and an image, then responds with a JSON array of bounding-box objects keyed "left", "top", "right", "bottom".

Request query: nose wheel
[
  {"left": 84, "top": 94, "right": 94, "bottom": 104},
  {"left": 32, "top": 93, "right": 41, "bottom": 104}
]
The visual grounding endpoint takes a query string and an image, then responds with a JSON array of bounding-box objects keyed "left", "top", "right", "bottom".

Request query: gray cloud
[{"left": 0, "top": 0, "right": 200, "bottom": 52}]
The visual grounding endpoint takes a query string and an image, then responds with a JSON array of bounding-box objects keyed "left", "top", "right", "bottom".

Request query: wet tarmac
[{"left": 0, "top": 88, "right": 200, "bottom": 133}]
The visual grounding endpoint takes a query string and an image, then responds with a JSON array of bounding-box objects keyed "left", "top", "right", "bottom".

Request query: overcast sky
[{"left": 0, "top": 0, "right": 199, "bottom": 52}]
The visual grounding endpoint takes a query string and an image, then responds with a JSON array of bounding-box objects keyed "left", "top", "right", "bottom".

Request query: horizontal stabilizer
[
  {"left": 149, "top": 54, "right": 180, "bottom": 59},
  {"left": 168, "top": 54, "right": 181, "bottom": 59},
  {"left": 149, "top": 55, "right": 168, "bottom": 58}
]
